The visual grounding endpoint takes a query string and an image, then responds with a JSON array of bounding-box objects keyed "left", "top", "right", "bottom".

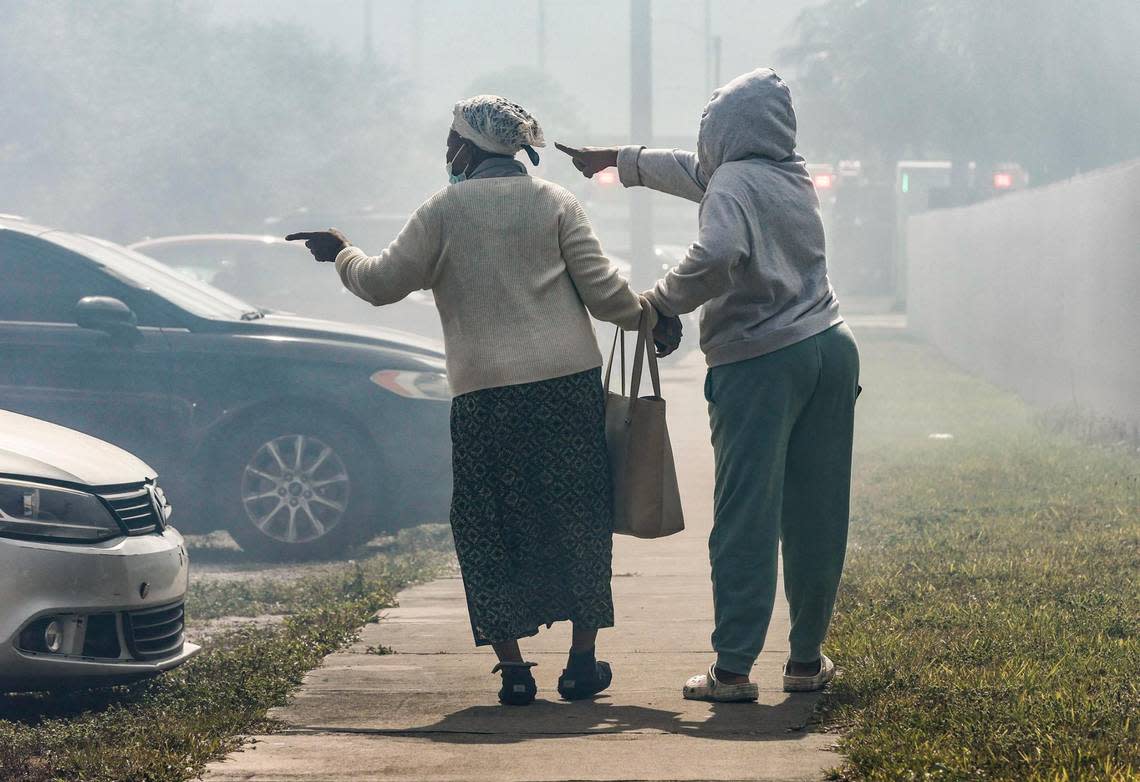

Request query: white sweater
[{"left": 335, "top": 176, "right": 650, "bottom": 396}]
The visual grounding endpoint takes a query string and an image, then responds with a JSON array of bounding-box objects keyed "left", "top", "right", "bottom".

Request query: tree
[
  {"left": 780, "top": 0, "right": 1140, "bottom": 183},
  {"left": 0, "top": 0, "right": 416, "bottom": 240}
]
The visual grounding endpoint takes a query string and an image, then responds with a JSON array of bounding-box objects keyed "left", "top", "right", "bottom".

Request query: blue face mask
[{"left": 446, "top": 146, "right": 468, "bottom": 185}]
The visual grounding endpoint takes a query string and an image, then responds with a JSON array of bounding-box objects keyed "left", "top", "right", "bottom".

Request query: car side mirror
[{"left": 75, "top": 296, "right": 139, "bottom": 339}]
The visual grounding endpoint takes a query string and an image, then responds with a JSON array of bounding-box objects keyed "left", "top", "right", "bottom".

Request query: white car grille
[
  {"left": 123, "top": 601, "right": 186, "bottom": 661},
  {"left": 100, "top": 487, "right": 162, "bottom": 535}
]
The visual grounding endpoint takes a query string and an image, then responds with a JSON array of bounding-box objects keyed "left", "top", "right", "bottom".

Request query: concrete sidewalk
[{"left": 206, "top": 353, "right": 839, "bottom": 782}]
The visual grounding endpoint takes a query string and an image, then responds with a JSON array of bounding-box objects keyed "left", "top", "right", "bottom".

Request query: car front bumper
[
  {"left": 0, "top": 528, "right": 199, "bottom": 691},
  {"left": 0, "top": 639, "right": 201, "bottom": 690}
]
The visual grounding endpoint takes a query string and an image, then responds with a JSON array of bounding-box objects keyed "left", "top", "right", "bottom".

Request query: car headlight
[
  {"left": 0, "top": 479, "right": 122, "bottom": 543},
  {"left": 370, "top": 370, "right": 452, "bottom": 400},
  {"left": 151, "top": 483, "right": 173, "bottom": 523}
]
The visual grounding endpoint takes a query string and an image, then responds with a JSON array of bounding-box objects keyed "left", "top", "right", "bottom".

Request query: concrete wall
[{"left": 907, "top": 160, "right": 1140, "bottom": 428}]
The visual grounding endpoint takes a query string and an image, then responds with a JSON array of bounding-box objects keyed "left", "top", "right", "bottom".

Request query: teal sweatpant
[{"left": 705, "top": 322, "right": 860, "bottom": 675}]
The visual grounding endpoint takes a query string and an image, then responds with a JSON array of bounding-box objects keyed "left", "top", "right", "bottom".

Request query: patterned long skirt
[{"left": 449, "top": 367, "right": 615, "bottom": 646}]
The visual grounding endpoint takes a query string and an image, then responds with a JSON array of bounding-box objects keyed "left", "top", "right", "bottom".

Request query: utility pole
[
  {"left": 630, "top": 0, "right": 654, "bottom": 290},
  {"left": 704, "top": 0, "right": 712, "bottom": 94},
  {"left": 712, "top": 34, "right": 722, "bottom": 89},
  {"left": 537, "top": 0, "right": 547, "bottom": 74}
]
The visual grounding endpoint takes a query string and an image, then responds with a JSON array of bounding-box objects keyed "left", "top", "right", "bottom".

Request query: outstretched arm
[
  {"left": 556, "top": 142, "right": 707, "bottom": 203},
  {"left": 289, "top": 208, "right": 439, "bottom": 307},
  {"left": 616, "top": 146, "right": 706, "bottom": 203}
]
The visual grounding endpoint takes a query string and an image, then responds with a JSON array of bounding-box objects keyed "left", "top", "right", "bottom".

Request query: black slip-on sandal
[
  {"left": 492, "top": 661, "right": 538, "bottom": 706},
  {"left": 557, "top": 659, "right": 613, "bottom": 701}
]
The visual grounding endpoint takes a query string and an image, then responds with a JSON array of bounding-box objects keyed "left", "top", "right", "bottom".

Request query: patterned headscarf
[{"left": 451, "top": 95, "right": 545, "bottom": 165}]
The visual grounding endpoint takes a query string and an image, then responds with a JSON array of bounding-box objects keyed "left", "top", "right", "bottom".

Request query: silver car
[{"left": 0, "top": 409, "right": 199, "bottom": 690}]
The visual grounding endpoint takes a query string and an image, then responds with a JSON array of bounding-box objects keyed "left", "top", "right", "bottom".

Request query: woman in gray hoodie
[{"left": 559, "top": 68, "right": 860, "bottom": 702}]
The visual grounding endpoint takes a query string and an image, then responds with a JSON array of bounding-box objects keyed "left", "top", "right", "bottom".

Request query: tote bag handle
[
  {"left": 602, "top": 323, "right": 627, "bottom": 397},
  {"left": 603, "top": 299, "right": 659, "bottom": 404},
  {"left": 627, "top": 299, "right": 662, "bottom": 404}
]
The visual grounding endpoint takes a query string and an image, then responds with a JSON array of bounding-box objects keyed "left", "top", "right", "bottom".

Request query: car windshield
[
  {"left": 46, "top": 231, "right": 261, "bottom": 321},
  {"left": 139, "top": 238, "right": 307, "bottom": 286}
]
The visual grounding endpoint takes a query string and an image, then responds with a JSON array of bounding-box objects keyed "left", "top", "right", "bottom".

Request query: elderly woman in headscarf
[{"left": 288, "top": 96, "right": 652, "bottom": 706}]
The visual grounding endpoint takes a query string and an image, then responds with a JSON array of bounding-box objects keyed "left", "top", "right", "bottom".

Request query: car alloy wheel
[{"left": 240, "top": 434, "right": 351, "bottom": 544}]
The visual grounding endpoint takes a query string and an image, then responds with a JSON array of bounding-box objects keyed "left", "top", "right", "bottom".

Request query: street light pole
[
  {"left": 704, "top": 0, "right": 712, "bottom": 94},
  {"left": 630, "top": 0, "right": 654, "bottom": 290},
  {"left": 713, "top": 34, "right": 722, "bottom": 89}
]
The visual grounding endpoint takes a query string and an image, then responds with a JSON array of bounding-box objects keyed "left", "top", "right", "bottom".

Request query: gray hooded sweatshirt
[{"left": 620, "top": 68, "right": 842, "bottom": 367}]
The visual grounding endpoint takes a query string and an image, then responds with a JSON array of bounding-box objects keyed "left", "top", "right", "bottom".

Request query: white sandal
[
  {"left": 682, "top": 663, "right": 759, "bottom": 703},
  {"left": 782, "top": 654, "right": 836, "bottom": 692}
]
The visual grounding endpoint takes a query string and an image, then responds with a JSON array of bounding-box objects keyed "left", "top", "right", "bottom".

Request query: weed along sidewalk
[{"left": 205, "top": 348, "right": 839, "bottom": 782}]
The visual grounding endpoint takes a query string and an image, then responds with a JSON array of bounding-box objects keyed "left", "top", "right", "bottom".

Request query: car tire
[{"left": 214, "top": 413, "right": 383, "bottom": 561}]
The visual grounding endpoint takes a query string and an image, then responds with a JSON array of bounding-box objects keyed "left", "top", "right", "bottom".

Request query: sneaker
[
  {"left": 682, "top": 663, "right": 758, "bottom": 703},
  {"left": 557, "top": 659, "right": 613, "bottom": 701},
  {"left": 492, "top": 661, "right": 537, "bottom": 706},
  {"left": 782, "top": 654, "right": 836, "bottom": 692}
]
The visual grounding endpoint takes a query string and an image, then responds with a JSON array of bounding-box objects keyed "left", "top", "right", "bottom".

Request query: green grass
[
  {"left": 822, "top": 333, "right": 1139, "bottom": 782},
  {"left": 0, "top": 526, "right": 453, "bottom": 782},
  {"left": 189, "top": 525, "right": 454, "bottom": 620}
]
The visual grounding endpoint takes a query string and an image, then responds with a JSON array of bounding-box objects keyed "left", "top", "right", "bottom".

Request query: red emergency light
[
  {"left": 596, "top": 169, "right": 618, "bottom": 185},
  {"left": 993, "top": 172, "right": 1014, "bottom": 190},
  {"left": 813, "top": 173, "right": 834, "bottom": 189}
]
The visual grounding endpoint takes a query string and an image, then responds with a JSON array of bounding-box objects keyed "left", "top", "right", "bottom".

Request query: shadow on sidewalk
[{"left": 398, "top": 696, "right": 821, "bottom": 744}]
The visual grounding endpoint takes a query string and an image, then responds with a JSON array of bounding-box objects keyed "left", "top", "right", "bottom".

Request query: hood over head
[{"left": 698, "top": 68, "right": 798, "bottom": 175}]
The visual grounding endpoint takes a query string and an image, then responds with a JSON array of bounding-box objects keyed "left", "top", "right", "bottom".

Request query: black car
[
  {"left": 0, "top": 216, "right": 452, "bottom": 559},
  {"left": 127, "top": 233, "right": 443, "bottom": 342}
]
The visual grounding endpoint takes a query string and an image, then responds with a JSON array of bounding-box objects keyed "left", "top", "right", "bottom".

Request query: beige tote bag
[{"left": 603, "top": 302, "right": 685, "bottom": 539}]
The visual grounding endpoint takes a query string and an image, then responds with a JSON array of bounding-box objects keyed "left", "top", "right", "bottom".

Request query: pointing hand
[
  {"left": 555, "top": 142, "right": 620, "bottom": 179},
  {"left": 284, "top": 228, "right": 350, "bottom": 263}
]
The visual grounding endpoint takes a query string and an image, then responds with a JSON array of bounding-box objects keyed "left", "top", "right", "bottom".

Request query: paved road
[{"left": 206, "top": 351, "right": 839, "bottom": 782}]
